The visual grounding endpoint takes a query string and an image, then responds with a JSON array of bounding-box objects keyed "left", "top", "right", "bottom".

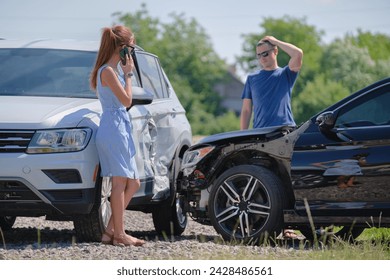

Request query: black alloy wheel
[{"left": 208, "top": 165, "right": 284, "bottom": 243}]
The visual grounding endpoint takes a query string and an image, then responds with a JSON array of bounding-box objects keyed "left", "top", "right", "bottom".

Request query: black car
[{"left": 179, "top": 77, "right": 390, "bottom": 242}]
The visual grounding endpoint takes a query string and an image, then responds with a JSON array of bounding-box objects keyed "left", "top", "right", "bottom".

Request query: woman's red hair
[{"left": 90, "top": 25, "right": 134, "bottom": 91}]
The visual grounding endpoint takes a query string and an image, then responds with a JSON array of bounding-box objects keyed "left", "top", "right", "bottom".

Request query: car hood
[
  {"left": 198, "top": 125, "right": 291, "bottom": 145},
  {"left": 0, "top": 96, "right": 101, "bottom": 129}
]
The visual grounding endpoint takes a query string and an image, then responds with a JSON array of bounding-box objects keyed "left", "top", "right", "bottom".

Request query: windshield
[{"left": 0, "top": 48, "right": 97, "bottom": 98}]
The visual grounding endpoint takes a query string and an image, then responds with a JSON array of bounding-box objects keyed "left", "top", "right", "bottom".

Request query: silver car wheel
[{"left": 100, "top": 177, "right": 112, "bottom": 229}]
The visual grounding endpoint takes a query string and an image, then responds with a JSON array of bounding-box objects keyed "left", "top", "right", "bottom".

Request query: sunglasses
[{"left": 257, "top": 48, "right": 274, "bottom": 58}]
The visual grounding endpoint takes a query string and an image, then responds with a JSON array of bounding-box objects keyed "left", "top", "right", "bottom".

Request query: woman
[{"left": 90, "top": 25, "right": 145, "bottom": 246}]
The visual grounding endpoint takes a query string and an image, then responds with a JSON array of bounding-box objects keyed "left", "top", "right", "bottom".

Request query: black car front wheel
[
  {"left": 152, "top": 194, "right": 187, "bottom": 236},
  {"left": 208, "top": 165, "right": 284, "bottom": 243}
]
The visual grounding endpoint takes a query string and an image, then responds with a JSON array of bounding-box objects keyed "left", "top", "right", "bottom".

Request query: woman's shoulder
[
  {"left": 97, "top": 64, "right": 109, "bottom": 76},
  {"left": 100, "top": 65, "right": 118, "bottom": 79},
  {"left": 99, "top": 64, "right": 113, "bottom": 73}
]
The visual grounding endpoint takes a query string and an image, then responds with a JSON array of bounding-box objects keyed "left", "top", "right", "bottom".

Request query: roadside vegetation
[
  {"left": 1, "top": 219, "right": 389, "bottom": 259},
  {"left": 156, "top": 228, "right": 390, "bottom": 260}
]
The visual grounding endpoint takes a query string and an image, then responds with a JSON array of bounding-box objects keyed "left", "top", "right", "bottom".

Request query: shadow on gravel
[
  {"left": 130, "top": 229, "right": 217, "bottom": 242},
  {"left": 0, "top": 226, "right": 218, "bottom": 249}
]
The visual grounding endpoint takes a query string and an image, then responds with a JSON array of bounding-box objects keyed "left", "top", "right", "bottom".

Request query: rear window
[{"left": 0, "top": 48, "right": 97, "bottom": 98}]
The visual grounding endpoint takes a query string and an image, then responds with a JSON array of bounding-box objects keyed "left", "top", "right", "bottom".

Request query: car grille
[
  {"left": 0, "top": 130, "right": 34, "bottom": 153},
  {"left": 0, "top": 180, "right": 84, "bottom": 202},
  {"left": 0, "top": 180, "right": 41, "bottom": 201}
]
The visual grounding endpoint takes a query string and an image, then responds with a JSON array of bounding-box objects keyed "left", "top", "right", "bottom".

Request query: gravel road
[{"left": 0, "top": 211, "right": 303, "bottom": 260}]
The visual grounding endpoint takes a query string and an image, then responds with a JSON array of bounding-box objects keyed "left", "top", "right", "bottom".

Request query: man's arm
[
  {"left": 240, "top": 99, "right": 253, "bottom": 130},
  {"left": 262, "top": 36, "right": 303, "bottom": 72}
]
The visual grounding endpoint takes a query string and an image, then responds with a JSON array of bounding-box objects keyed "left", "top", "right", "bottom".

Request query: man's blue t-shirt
[{"left": 241, "top": 66, "right": 298, "bottom": 128}]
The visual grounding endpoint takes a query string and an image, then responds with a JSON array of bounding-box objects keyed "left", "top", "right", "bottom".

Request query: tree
[
  {"left": 347, "top": 30, "right": 390, "bottom": 62},
  {"left": 158, "top": 13, "right": 227, "bottom": 115},
  {"left": 292, "top": 75, "right": 349, "bottom": 124},
  {"left": 321, "top": 39, "right": 389, "bottom": 93}
]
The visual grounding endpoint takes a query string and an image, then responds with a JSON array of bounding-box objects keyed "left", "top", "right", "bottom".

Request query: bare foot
[
  {"left": 283, "top": 229, "right": 298, "bottom": 239},
  {"left": 113, "top": 233, "right": 145, "bottom": 247}
]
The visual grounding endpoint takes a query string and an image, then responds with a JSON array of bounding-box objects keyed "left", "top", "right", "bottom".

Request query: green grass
[
  {"left": 359, "top": 227, "right": 390, "bottom": 241},
  {"left": 1, "top": 226, "right": 389, "bottom": 260},
  {"left": 145, "top": 228, "right": 390, "bottom": 260}
]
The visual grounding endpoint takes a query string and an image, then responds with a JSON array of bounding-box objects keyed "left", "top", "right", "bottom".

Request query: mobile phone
[{"left": 119, "top": 47, "right": 129, "bottom": 65}]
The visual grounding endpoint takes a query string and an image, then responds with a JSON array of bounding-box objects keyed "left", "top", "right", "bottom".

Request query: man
[
  {"left": 240, "top": 35, "right": 303, "bottom": 130},
  {"left": 240, "top": 36, "right": 303, "bottom": 239}
]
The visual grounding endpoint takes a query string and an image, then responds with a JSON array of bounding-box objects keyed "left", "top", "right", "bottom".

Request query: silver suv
[{"left": 0, "top": 39, "right": 192, "bottom": 241}]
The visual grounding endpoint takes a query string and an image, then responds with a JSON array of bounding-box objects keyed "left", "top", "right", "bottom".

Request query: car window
[
  {"left": 335, "top": 86, "right": 390, "bottom": 128},
  {"left": 116, "top": 62, "right": 140, "bottom": 87},
  {"left": 136, "top": 53, "right": 168, "bottom": 99},
  {"left": 0, "top": 48, "right": 96, "bottom": 98}
]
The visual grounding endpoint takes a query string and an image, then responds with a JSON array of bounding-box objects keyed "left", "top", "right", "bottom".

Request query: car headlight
[
  {"left": 182, "top": 145, "right": 215, "bottom": 168},
  {"left": 26, "top": 128, "right": 92, "bottom": 153}
]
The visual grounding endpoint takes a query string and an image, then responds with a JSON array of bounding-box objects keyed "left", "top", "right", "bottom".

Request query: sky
[{"left": 0, "top": 0, "right": 389, "bottom": 64}]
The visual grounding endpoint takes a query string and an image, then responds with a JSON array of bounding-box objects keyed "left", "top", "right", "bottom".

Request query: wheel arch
[
  {"left": 207, "top": 148, "right": 295, "bottom": 209},
  {"left": 152, "top": 141, "right": 190, "bottom": 236},
  {"left": 170, "top": 139, "right": 191, "bottom": 185}
]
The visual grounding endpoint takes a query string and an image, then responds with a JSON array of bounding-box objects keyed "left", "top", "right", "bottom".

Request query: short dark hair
[{"left": 257, "top": 40, "right": 275, "bottom": 48}]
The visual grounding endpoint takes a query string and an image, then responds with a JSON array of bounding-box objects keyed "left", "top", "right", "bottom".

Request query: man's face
[{"left": 256, "top": 44, "right": 276, "bottom": 69}]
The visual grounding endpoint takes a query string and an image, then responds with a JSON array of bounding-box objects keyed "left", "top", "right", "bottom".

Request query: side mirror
[
  {"left": 127, "top": 86, "right": 154, "bottom": 110},
  {"left": 316, "top": 111, "right": 335, "bottom": 130}
]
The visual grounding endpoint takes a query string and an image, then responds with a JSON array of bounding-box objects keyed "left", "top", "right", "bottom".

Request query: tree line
[{"left": 114, "top": 4, "right": 390, "bottom": 135}]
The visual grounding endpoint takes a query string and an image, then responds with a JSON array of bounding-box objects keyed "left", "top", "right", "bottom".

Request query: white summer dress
[{"left": 95, "top": 64, "right": 139, "bottom": 179}]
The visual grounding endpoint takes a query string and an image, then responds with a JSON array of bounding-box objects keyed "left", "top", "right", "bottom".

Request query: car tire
[
  {"left": 299, "top": 225, "right": 365, "bottom": 242},
  {"left": 73, "top": 176, "right": 110, "bottom": 242},
  {"left": 152, "top": 153, "right": 187, "bottom": 236},
  {"left": 208, "top": 165, "right": 284, "bottom": 243},
  {"left": 0, "top": 216, "right": 16, "bottom": 231},
  {"left": 152, "top": 195, "right": 187, "bottom": 236}
]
